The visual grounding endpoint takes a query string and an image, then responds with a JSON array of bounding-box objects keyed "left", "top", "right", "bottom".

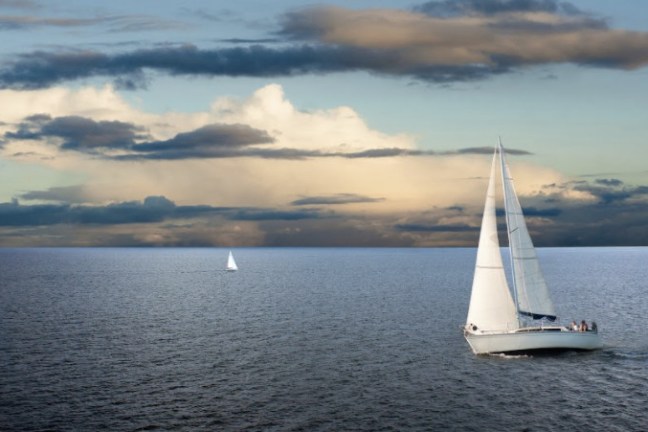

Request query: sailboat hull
[{"left": 464, "top": 329, "right": 602, "bottom": 355}]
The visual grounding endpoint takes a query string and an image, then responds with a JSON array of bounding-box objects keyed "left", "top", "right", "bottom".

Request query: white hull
[{"left": 464, "top": 328, "right": 602, "bottom": 355}]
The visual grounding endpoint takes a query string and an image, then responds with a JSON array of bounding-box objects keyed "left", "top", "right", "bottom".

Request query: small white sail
[
  {"left": 466, "top": 151, "right": 519, "bottom": 331},
  {"left": 226, "top": 250, "right": 238, "bottom": 271},
  {"left": 499, "top": 142, "right": 555, "bottom": 320}
]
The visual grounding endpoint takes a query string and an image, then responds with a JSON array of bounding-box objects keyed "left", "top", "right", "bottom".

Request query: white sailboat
[
  {"left": 226, "top": 250, "right": 238, "bottom": 272},
  {"left": 464, "top": 140, "right": 602, "bottom": 354}
]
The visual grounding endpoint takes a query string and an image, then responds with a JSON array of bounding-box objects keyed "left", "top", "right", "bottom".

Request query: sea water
[{"left": 1, "top": 247, "right": 646, "bottom": 431}]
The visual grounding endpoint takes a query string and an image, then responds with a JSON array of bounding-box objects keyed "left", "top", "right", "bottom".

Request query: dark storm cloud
[
  {"left": 398, "top": 178, "right": 648, "bottom": 247},
  {"left": 413, "top": 0, "right": 587, "bottom": 18},
  {"left": 6, "top": 178, "right": 648, "bottom": 246},
  {"left": 395, "top": 223, "right": 479, "bottom": 232},
  {"left": 0, "top": 196, "right": 329, "bottom": 227},
  {"left": 455, "top": 146, "right": 532, "bottom": 155},
  {"left": 529, "top": 200, "right": 648, "bottom": 247},
  {"left": 518, "top": 207, "right": 561, "bottom": 217},
  {"left": 218, "top": 38, "right": 282, "bottom": 44},
  {"left": 0, "top": 196, "right": 182, "bottom": 226},
  {"left": 2, "top": 0, "right": 647, "bottom": 90},
  {"left": 6, "top": 115, "right": 144, "bottom": 151},
  {"left": 0, "top": 45, "right": 353, "bottom": 90},
  {"left": 5, "top": 116, "right": 276, "bottom": 159},
  {"left": 4, "top": 115, "right": 533, "bottom": 160},
  {"left": 595, "top": 178, "right": 624, "bottom": 187},
  {"left": 572, "top": 180, "right": 648, "bottom": 204},
  {"left": 0, "top": 44, "right": 507, "bottom": 89},
  {"left": 291, "top": 193, "right": 384, "bottom": 206},
  {"left": 333, "top": 146, "right": 531, "bottom": 159},
  {"left": 130, "top": 124, "right": 275, "bottom": 158},
  {"left": 494, "top": 207, "right": 561, "bottom": 217},
  {"left": 231, "top": 209, "right": 324, "bottom": 221},
  {"left": 487, "top": 178, "right": 648, "bottom": 246}
]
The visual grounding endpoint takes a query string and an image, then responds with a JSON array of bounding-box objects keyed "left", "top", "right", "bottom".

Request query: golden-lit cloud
[
  {"left": 1, "top": 83, "right": 596, "bottom": 246},
  {"left": 0, "top": 83, "right": 568, "bottom": 209},
  {"left": 281, "top": 6, "right": 648, "bottom": 70}
]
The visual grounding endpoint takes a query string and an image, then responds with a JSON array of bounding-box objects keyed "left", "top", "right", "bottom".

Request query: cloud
[
  {"left": 572, "top": 178, "right": 648, "bottom": 204},
  {"left": 0, "top": 11, "right": 186, "bottom": 32},
  {"left": 19, "top": 185, "right": 90, "bottom": 204},
  {"left": 129, "top": 124, "right": 275, "bottom": 159},
  {"left": 0, "top": 83, "right": 567, "bottom": 243},
  {"left": 528, "top": 200, "right": 648, "bottom": 247},
  {"left": 517, "top": 206, "right": 561, "bottom": 217},
  {"left": 279, "top": 5, "right": 648, "bottom": 73},
  {"left": 0, "top": 15, "right": 101, "bottom": 30},
  {"left": 0, "top": 3, "right": 647, "bottom": 88},
  {"left": 0, "top": 45, "right": 347, "bottom": 90},
  {"left": 0, "top": 195, "right": 189, "bottom": 226},
  {"left": 231, "top": 208, "right": 324, "bottom": 221},
  {"left": 4, "top": 113, "right": 531, "bottom": 161},
  {"left": 5, "top": 115, "right": 277, "bottom": 159},
  {"left": 0, "top": 195, "right": 322, "bottom": 227},
  {"left": 218, "top": 38, "right": 282, "bottom": 44},
  {"left": 595, "top": 178, "right": 624, "bottom": 187},
  {"left": 6, "top": 115, "right": 145, "bottom": 151},
  {"left": 413, "top": 0, "right": 590, "bottom": 18},
  {"left": 455, "top": 146, "right": 532, "bottom": 155},
  {"left": 395, "top": 223, "right": 479, "bottom": 232},
  {"left": 291, "top": 193, "right": 384, "bottom": 206},
  {"left": 6, "top": 176, "right": 648, "bottom": 247}
]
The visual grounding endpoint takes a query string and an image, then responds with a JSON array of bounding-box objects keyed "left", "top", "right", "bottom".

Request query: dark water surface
[{"left": 1, "top": 247, "right": 646, "bottom": 431}]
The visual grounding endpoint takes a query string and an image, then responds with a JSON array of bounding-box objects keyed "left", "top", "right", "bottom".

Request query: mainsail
[
  {"left": 466, "top": 151, "right": 519, "bottom": 331},
  {"left": 499, "top": 141, "right": 556, "bottom": 321}
]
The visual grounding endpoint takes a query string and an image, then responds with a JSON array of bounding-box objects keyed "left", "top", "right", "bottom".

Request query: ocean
[{"left": 1, "top": 247, "right": 646, "bottom": 431}]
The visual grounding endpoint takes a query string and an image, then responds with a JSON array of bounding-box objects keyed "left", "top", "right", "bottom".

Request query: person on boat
[
  {"left": 591, "top": 321, "right": 598, "bottom": 332},
  {"left": 580, "top": 320, "right": 589, "bottom": 332},
  {"left": 570, "top": 321, "right": 578, "bottom": 331}
]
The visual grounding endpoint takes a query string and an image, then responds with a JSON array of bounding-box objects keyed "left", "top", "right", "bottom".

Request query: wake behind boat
[{"left": 464, "top": 139, "right": 602, "bottom": 355}]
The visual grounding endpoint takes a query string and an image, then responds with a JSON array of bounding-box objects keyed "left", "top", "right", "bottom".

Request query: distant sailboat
[
  {"left": 226, "top": 250, "right": 238, "bottom": 272},
  {"left": 464, "top": 139, "right": 602, "bottom": 354}
]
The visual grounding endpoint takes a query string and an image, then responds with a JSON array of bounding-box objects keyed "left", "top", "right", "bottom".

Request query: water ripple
[{"left": 1, "top": 247, "right": 647, "bottom": 431}]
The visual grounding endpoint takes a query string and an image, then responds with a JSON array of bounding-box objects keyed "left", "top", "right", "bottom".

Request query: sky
[{"left": 1, "top": 0, "right": 648, "bottom": 247}]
